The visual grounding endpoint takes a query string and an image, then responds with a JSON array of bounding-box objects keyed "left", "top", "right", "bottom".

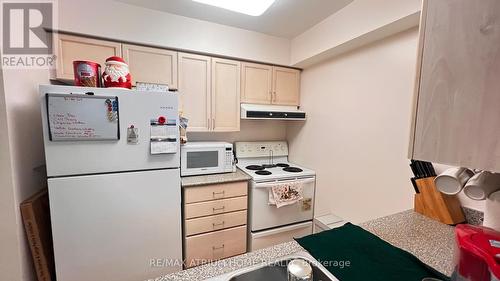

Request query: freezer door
[
  {"left": 40, "top": 85, "right": 180, "bottom": 177},
  {"left": 48, "top": 169, "right": 182, "bottom": 281}
]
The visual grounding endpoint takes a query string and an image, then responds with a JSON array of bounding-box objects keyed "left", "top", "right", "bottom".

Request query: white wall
[
  {"left": 287, "top": 28, "right": 419, "bottom": 223},
  {"left": 0, "top": 57, "right": 24, "bottom": 281},
  {"left": 188, "top": 120, "right": 287, "bottom": 143},
  {"left": 290, "top": 0, "right": 421, "bottom": 67},
  {"left": 2, "top": 67, "right": 51, "bottom": 281},
  {"left": 57, "top": 0, "right": 290, "bottom": 65}
]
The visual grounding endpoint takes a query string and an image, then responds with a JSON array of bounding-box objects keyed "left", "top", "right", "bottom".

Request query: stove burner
[
  {"left": 262, "top": 164, "right": 277, "bottom": 168},
  {"left": 246, "top": 165, "right": 264, "bottom": 170},
  {"left": 276, "top": 163, "right": 290, "bottom": 168},
  {"left": 283, "top": 167, "right": 303, "bottom": 173},
  {"left": 255, "top": 170, "right": 272, "bottom": 175}
]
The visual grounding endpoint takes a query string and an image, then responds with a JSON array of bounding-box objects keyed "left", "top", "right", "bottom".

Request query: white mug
[
  {"left": 483, "top": 190, "right": 500, "bottom": 232},
  {"left": 434, "top": 167, "right": 474, "bottom": 195},
  {"left": 463, "top": 171, "right": 500, "bottom": 200}
]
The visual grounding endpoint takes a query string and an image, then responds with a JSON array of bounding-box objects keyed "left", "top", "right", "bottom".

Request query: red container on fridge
[
  {"left": 73, "top": 60, "right": 101, "bottom": 87},
  {"left": 453, "top": 224, "right": 500, "bottom": 281}
]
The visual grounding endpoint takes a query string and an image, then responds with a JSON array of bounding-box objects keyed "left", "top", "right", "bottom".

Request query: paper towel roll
[{"left": 483, "top": 190, "right": 500, "bottom": 232}]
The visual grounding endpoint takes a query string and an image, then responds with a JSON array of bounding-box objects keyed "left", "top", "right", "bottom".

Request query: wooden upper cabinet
[
  {"left": 122, "top": 44, "right": 178, "bottom": 88},
  {"left": 240, "top": 62, "right": 272, "bottom": 104},
  {"left": 212, "top": 58, "right": 241, "bottom": 132},
  {"left": 56, "top": 34, "right": 122, "bottom": 80},
  {"left": 178, "top": 53, "right": 211, "bottom": 132},
  {"left": 409, "top": 0, "right": 500, "bottom": 171},
  {"left": 241, "top": 62, "right": 300, "bottom": 106},
  {"left": 272, "top": 67, "right": 300, "bottom": 106}
]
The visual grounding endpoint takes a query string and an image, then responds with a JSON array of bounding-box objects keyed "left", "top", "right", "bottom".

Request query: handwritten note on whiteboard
[{"left": 46, "top": 94, "right": 120, "bottom": 141}]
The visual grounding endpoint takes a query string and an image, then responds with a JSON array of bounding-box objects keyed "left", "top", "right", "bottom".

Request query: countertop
[
  {"left": 149, "top": 210, "right": 455, "bottom": 281},
  {"left": 181, "top": 168, "right": 251, "bottom": 187}
]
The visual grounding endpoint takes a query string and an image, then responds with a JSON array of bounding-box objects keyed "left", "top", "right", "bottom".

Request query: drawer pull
[
  {"left": 213, "top": 206, "right": 225, "bottom": 212},
  {"left": 212, "top": 244, "right": 225, "bottom": 250},
  {"left": 212, "top": 191, "right": 225, "bottom": 197},
  {"left": 212, "top": 221, "right": 225, "bottom": 228}
]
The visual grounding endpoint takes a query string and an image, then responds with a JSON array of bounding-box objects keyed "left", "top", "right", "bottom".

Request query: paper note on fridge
[
  {"left": 150, "top": 125, "right": 168, "bottom": 139},
  {"left": 151, "top": 141, "right": 176, "bottom": 154}
]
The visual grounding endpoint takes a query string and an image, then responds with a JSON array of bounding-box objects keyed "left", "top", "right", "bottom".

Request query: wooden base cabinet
[
  {"left": 183, "top": 181, "right": 248, "bottom": 268},
  {"left": 185, "top": 226, "right": 247, "bottom": 268},
  {"left": 408, "top": 0, "right": 500, "bottom": 171}
]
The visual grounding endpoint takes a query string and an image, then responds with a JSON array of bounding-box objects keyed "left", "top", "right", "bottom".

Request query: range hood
[{"left": 241, "top": 104, "right": 306, "bottom": 120}]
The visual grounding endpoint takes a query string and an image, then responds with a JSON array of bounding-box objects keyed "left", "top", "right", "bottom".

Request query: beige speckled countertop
[
  {"left": 181, "top": 168, "right": 251, "bottom": 187},
  {"left": 149, "top": 210, "right": 455, "bottom": 281}
]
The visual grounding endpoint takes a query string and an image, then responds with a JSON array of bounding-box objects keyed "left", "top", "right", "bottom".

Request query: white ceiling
[{"left": 115, "top": 0, "right": 353, "bottom": 38}]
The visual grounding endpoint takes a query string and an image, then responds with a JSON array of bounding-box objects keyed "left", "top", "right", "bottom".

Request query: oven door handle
[{"left": 254, "top": 178, "right": 315, "bottom": 188}]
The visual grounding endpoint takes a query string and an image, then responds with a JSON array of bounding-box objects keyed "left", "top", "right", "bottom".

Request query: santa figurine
[{"left": 102, "top": 56, "right": 132, "bottom": 89}]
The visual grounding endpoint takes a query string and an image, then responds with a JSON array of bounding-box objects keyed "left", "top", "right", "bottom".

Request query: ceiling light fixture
[{"left": 192, "top": 0, "right": 275, "bottom": 16}]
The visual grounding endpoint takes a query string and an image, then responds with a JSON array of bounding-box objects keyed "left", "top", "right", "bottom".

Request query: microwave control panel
[{"left": 225, "top": 147, "right": 234, "bottom": 169}]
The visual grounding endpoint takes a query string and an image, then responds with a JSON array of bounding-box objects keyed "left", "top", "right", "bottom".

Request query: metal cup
[{"left": 287, "top": 259, "right": 313, "bottom": 281}]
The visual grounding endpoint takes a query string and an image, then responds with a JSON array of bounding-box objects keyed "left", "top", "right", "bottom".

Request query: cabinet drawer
[
  {"left": 185, "top": 226, "right": 247, "bottom": 268},
  {"left": 185, "top": 196, "right": 247, "bottom": 219},
  {"left": 185, "top": 210, "right": 247, "bottom": 236},
  {"left": 184, "top": 181, "right": 247, "bottom": 203}
]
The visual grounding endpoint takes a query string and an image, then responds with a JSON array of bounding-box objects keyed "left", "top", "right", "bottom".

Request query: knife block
[{"left": 414, "top": 177, "right": 465, "bottom": 225}]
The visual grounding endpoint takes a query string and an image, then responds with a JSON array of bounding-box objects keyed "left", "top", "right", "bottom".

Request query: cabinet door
[
  {"left": 122, "top": 44, "right": 177, "bottom": 88},
  {"left": 410, "top": 0, "right": 500, "bottom": 171},
  {"left": 178, "top": 53, "right": 211, "bottom": 132},
  {"left": 240, "top": 62, "right": 272, "bottom": 104},
  {"left": 272, "top": 67, "right": 300, "bottom": 106},
  {"left": 56, "top": 34, "right": 122, "bottom": 80},
  {"left": 212, "top": 58, "right": 241, "bottom": 132}
]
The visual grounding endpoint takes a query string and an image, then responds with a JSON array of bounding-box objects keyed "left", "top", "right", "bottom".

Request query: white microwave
[{"left": 181, "top": 142, "right": 235, "bottom": 176}]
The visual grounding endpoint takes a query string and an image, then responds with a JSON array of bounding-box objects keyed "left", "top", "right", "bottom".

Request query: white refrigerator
[{"left": 40, "top": 85, "right": 182, "bottom": 281}]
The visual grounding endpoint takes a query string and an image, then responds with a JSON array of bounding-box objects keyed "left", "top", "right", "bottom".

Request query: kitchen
[{"left": 1, "top": 1, "right": 499, "bottom": 281}]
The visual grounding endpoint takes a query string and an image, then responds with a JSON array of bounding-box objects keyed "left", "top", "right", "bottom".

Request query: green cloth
[{"left": 295, "top": 223, "right": 450, "bottom": 281}]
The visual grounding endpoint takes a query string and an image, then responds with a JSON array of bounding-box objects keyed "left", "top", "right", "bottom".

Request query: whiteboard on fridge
[{"left": 46, "top": 93, "right": 120, "bottom": 141}]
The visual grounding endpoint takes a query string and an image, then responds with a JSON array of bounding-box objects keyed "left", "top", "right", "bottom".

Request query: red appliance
[{"left": 453, "top": 224, "right": 500, "bottom": 281}]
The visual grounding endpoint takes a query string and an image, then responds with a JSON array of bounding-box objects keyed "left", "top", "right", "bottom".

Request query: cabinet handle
[
  {"left": 213, "top": 206, "right": 225, "bottom": 212},
  {"left": 213, "top": 191, "right": 225, "bottom": 197},
  {"left": 212, "top": 221, "right": 225, "bottom": 228},
  {"left": 212, "top": 244, "right": 225, "bottom": 251}
]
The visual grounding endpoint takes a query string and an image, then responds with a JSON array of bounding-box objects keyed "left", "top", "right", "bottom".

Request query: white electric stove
[{"left": 235, "top": 141, "right": 316, "bottom": 251}]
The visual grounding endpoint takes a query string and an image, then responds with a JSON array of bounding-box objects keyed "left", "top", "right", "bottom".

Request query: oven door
[
  {"left": 181, "top": 147, "right": 224, "bottom": 176},
  {"left": 250, "top": 177, "right": 315, "bottom": 232}
]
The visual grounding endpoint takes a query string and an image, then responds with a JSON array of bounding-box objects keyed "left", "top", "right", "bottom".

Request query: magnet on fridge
[{"left": 127, "top": 125, "right": 139, "bottom": 144}]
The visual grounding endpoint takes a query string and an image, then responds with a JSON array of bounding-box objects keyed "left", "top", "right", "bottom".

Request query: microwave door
[{"left": 181, "top": 148, "right": 223, "bottom": 176}]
